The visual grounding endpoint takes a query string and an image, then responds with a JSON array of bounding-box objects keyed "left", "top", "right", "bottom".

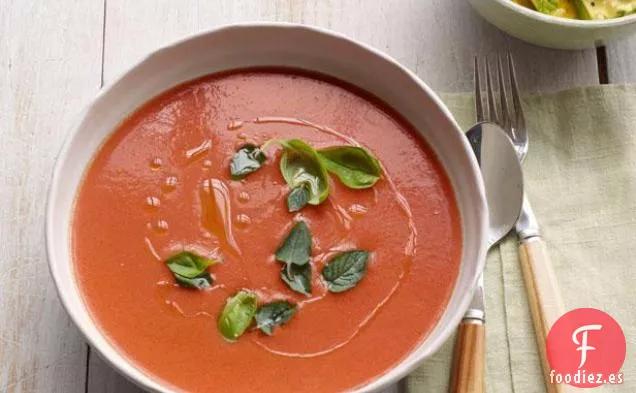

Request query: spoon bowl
[{"left": 467, "top": 122, "right": 524, "bottom": 246}]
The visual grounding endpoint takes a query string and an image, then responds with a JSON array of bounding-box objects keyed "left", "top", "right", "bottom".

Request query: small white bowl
[
  {"left": 46, "top": 23, "right": 487, "bottom": 393},
  {"left": 469, "top": 0, "right": 636, "bottom": 49}
]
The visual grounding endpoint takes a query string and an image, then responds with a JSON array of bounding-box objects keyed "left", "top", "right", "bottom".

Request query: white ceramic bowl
[
  {"left": 469, "top": 0, "right": 636, "bottom": 49},
  {"left": 46, "top": 23, "right": 487, "bottom": 393}
]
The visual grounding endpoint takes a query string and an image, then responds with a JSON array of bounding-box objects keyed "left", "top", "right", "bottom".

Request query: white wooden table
[{"left": 1, "top": 1, "right": 634, "bottom": 392}]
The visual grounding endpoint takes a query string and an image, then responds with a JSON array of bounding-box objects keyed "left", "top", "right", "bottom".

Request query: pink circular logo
[{"left": 546, "top": 308, "right": 626, "bottom": 388}]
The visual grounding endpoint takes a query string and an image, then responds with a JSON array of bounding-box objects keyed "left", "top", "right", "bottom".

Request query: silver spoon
[{"left": 450, "top": 122, "right": 524, "bottom": 393}]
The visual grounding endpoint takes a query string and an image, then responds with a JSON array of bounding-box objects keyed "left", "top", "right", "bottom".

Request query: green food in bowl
[{"left": 513, "top": 0, "right": 636, "bottom": 19}]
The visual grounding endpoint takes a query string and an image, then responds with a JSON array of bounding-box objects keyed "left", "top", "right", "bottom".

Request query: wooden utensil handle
[
  {"left": 449, "top": 321, "right": 485, "bottom": 393},
  {"left": 520, "top": 238, "right": 578, "bottom": 393}
]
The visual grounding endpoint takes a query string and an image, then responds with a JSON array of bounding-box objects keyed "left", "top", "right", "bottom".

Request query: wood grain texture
[
  {"left": 101, "top": 0, "right": 599, "bottom": 92},
  {"left": 519, "top": 238, "right": 568, "bottom": 393},
  {"left": 606, "top": 37, "right": 636, "bottom": 84},
  {"left": 87, "top": 0, "right": 600, "bottom": 391},
  {"left": 87, "top": 354, "right": 144, "bottom": 393},
  {"left": 0, "top": 0, "right": 104, "bottom": 392},
  {"left": 449, "top": 323, "right": 485, "bottom": 393}
]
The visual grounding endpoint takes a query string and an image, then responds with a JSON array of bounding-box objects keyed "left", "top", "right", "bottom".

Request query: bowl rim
[
  {"left": 46, "top": 21, "right": 488, "bottom": 393},
  {"left": 494, "top": 0, "right": 636, "bottom": 27}
]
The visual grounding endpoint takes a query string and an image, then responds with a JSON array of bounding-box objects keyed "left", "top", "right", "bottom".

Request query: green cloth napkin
[{"left": 407, "top": 85, "right": 636, "bottom": 392}]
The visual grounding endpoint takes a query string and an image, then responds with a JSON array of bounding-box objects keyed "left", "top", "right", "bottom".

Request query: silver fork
[
  {"left": 475, "top": 54, "right": 527, "bottom": 160},
  {"left": 476, "top": 55, "right": 571, "bottom": 393}
]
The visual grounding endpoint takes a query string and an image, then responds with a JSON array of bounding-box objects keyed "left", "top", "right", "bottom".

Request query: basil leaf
[
  {"left": 165, "top": 251, "right": 216, "bottom": 289},
  {"left": 279, "top": 139, "right": 329, "bottom": 206},
  {"left": 275, "top": 221, "right": 312, "bottom": 295},
  {"left": 287, "top": 186, "right": 309, "bottom": 212},
  {"left": 281, "top": 263, "right": 312, "bottom": 296},
  {"left": 218, "top": 290, "right": 258, "bottom": 341},
  {"left": 166, "top": 251, "right": 214, "bottom": 278},
  {"left": 318, "top": 146, "right": 381, "bottom": 189},
  {"left": 321, "top": 250, "right": 369, "bottom": 293},
  {"left": 230, "top": 144, "right": 266, "bottom": 180},
  {"left": 275, "top": 221, "right": 312, "bottom": 266},
  {"left": 174, "top": 272, "right": 213, "bottom": 289},
  {"left": 255, "top": 301, "right": 297, "bottom": 335}
]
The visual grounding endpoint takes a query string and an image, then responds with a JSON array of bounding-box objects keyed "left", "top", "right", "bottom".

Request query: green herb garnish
[
  {"left": 275, "top": 221, "right": 313, "bottom": 295},
  {"left": 321, "top": 250, "right": 369, "bottom": 293},
  {"left": 275, "top": 221, "right": 312, "bottom": 266},
  {"left": 255, "top": 301, "right": 297, "bottom": 335},
  {"left": 281, "top": 263, "right": 312, "bottom": 296},
  {"left": 317, "top": 146, "right": 381, "bottom": 189},
  {"left": 165, "top": 251, "right": 217, "bottom": 289},
  {"left": 218, "top": 290, "right": 258, "bottom": 341},
  {"left": 287, "top": 185, "right": 310, "bottom": 212},
  {"left": 278, "top": 139, "right": 330, "bottom": 208},
  {"left": 230, "top": 143, "right": 267, "bottom": 180},
  {"left": 229, "top": 139, "right": 382, "bottom": 211}
]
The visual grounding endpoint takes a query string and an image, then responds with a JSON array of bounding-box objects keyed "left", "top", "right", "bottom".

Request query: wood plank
[
  {"left": 88, "top": 354, "right": 144, "bottom": 393},
  {"left": 606, "top": 36, "right": 636, "bottom": 84},
  {"left": 91, "top": 0, "right": 600, "bottom": 391},
  {"left": 101, "top": 0, "right": 599, "bottom": 92},
  {"left": 0, "top": 0, "right": 104, "bottom": 392}
]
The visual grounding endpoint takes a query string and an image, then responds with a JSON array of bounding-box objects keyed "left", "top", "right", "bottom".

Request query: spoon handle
[
  {"left": 519, "top": 238, "right": 577, "bottom": 393},
  {"left": 449, "top": 320, "right": 485, "bottom": 393}
]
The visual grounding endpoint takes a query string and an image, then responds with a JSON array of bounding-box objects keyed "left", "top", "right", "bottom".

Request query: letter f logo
[{"left": 572, "top": 324, "right": 602, "bottom": 368}]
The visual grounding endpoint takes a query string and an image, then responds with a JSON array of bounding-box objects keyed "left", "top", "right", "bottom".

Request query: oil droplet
[
  {"left": 163, "top": 176, "right": 178, "bottom": 193},
  {"left": 227, "top": 120, "right": 244, "bottom": 130},
  {"left": 238, "top": 192, "right": 250, "bottom": 203},
  {"left": 349, "top": 204, "right": 368, "bottom": 217},
  {"left": 150, "top": 157, "right": 163, "bottom": 170},
  {"left": 145, "top": 196, "right": 161, "bottom": 210},
  {"left": 154, "top": 220, "right": 169, "bottom": 234},
  {"left": 237, "top": 132, "right": 248, "bottom": 140},
  {"left": 200, "top": 178, "right": 241, "bottom": 256},
  {"left": 235, "top": 214, "right": 251, "bottom": 229},
  {"left": 202, "top": 159, "right": 213, "bottom": 170}
]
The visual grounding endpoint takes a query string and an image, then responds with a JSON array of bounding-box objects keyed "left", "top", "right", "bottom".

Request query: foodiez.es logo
[{"left": 546, "top": 308, "right": 626, "bottom": 388}]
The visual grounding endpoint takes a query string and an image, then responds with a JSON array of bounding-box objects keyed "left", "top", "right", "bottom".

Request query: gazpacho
[{"left": 72, "top": 69, "right": 461, "bottom": 393}]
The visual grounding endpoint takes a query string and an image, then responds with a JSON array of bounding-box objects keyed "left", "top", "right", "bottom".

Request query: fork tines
[{"left": 474, "top": 53, "right": 525, "bottom": 136}]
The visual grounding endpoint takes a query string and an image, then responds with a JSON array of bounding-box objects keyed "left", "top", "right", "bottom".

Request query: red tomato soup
[{"left": 72, "top": 70, "right": 462, "bottom": 393}]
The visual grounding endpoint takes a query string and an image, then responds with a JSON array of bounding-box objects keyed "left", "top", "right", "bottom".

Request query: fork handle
[
  {"left": 520, "top": 238, "right": 579, "bottom": 393},
  {"left": 449, "top": 321, "right": 485, "bottom": 393}
]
